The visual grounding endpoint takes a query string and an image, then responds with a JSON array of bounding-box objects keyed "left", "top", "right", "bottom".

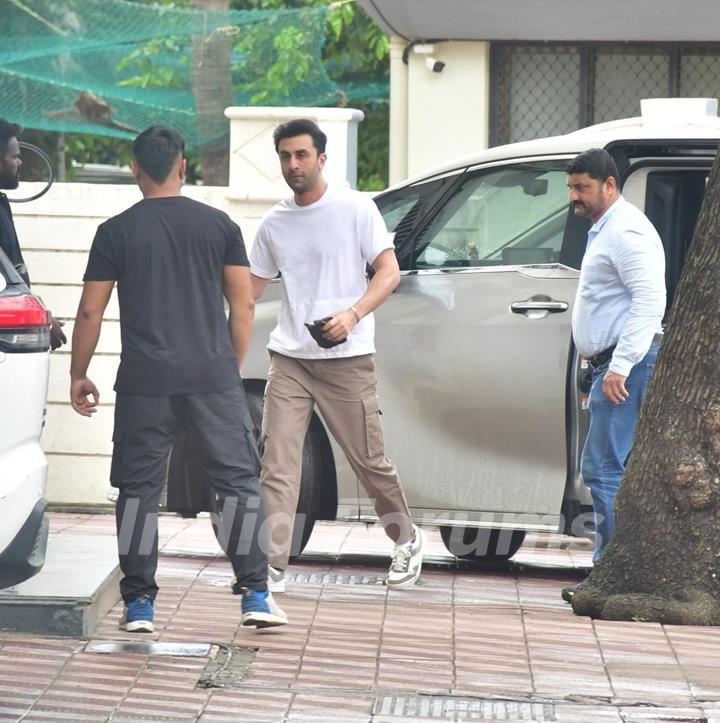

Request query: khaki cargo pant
[{"left": 261, "top": 352, "right": 413, "bottom": 569}]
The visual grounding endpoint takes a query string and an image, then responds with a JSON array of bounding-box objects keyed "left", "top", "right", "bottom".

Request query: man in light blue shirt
[{"left": 564, "top": 148, "right": 666, "bottom": 600}]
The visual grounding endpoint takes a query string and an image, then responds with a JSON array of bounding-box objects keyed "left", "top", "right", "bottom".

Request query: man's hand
[
  {"left": 49, "top": 315, "right": 67, "bottom": 350},
  {"left": 70, "top": 378, "right": 99, "bottom": 417},
  {"left": 602, "top": 370, "right": 629, "bottom": 404},
  {"left": 323, "top": 309, "right": 358, "bottom": 341}
]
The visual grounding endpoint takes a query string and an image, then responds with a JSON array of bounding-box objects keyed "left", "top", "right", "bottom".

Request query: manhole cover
[
  {"left": 85, "top": 641, "right": 212, "bottom": 657},
  {"left": 373, "top": 695, "right": 555, "bottom": 721}
]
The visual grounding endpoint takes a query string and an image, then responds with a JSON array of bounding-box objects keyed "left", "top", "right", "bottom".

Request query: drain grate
[
  {"left": 197, "top": 644, "right": 258, "bottom": 689},
  {"left": 284, "top": 571, "right": 384, "bottom": 586},
  {"left": 85, "top": 641, "right": 212, "bottom": 657},
  {"left": 373, "top": 695, "right": 555, "bottom": 721},
  {"left": 207, "top": 571, "right": 386, "bottom": 588}
]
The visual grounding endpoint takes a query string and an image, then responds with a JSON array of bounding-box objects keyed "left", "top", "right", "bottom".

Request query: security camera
[{"left": 425, "top": 56, "right": 445, "bottom": 73}]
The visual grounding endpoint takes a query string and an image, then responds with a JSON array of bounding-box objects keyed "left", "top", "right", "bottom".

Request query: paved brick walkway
[{"left": 1, "top": 512, "right": 720, "bottom": 722}]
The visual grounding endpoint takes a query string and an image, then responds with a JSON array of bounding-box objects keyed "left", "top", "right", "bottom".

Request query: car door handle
[
  {"left": 510, "top": 296, "right": 568, "bottom": 319},
  {"left": 511, "top": 300, "right": 568, "bottom": 313}
]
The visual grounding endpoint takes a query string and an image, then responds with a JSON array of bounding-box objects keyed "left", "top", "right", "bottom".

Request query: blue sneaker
[
  {"left": 119, "top": 595, "right": 154, "bottom": 633},
  {"left": 241, "top": 590, "right": 288, "bottom": 629}
]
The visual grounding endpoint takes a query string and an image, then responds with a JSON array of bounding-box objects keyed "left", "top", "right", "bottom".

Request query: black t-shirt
[
  {"left": 84, "top": 196, "right": 248, "bottom": 395},
  {"left": 0, "top": 194, "right": 30, "bottom": 286}
]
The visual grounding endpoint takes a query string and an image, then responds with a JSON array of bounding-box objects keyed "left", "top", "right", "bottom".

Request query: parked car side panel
[
  {"left": 0, "top": 353, "right": 49, "bottom": 554},
  {"left": 371, "top": 267, "right": 576, "bottom": 516},
  {"left": 0, "top": 250, "right": 50, "bottom": 588}
]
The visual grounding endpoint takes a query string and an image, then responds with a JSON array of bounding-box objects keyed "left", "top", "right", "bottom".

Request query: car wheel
[
  {"left": 243, "top": 385, "right": 318, "bottom": 561},
  {"left": 439, "top": 526, "right": 526, "bottom": 563}
]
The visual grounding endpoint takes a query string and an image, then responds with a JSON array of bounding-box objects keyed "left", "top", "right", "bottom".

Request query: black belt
[
  {"left": 586, "top": 333, "right": 663, "bottom": 370},
  {"left": 587, "top": 346, "right": 615, "bottom": 370}
]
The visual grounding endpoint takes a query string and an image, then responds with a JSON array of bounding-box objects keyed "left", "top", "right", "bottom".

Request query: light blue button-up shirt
[{"left": 571, "top": 196, "right": 666, "bottom": 377}]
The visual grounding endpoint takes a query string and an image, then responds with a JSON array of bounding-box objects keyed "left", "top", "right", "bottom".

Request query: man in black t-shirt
[
  {"left": 70, "top": 125, "right": 287, "bottom": 632},
  {"left": 0, "top": 118, "right": 65, "bottom": 349}
]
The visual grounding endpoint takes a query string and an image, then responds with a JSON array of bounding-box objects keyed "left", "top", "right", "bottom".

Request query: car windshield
[{"left": 414, "top": 161, "right": 571, "bottom": 268}]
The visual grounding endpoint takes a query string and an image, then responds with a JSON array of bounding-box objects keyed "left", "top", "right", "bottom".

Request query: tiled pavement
[{"left": 2, "top": 513, "right": 720, "bottom": 723}]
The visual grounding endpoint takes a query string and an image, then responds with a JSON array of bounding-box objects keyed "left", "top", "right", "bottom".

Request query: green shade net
[{"left": 0, "top": 0, "right": 347, "bottom": 148}]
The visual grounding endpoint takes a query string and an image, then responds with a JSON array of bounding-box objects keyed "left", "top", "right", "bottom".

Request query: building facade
[{"left": 359, "top": 0, "right": 720, "bottom": 182}]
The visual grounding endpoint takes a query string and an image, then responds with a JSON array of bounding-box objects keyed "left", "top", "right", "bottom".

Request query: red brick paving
[{"left": 0, "top": 513, "right": 719, "bottom": 721}]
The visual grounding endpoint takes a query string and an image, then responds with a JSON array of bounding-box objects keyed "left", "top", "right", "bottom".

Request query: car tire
[
  {"left": 439, "top": 526, "right": 526, "bottom": 563},
  {"left": 243, "top": 385, "right": 319, "bottom": 561}
]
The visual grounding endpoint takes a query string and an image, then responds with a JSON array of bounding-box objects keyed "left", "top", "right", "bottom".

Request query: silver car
[{"left": 169, "top": 98, "right": 720, "bottom": 562}]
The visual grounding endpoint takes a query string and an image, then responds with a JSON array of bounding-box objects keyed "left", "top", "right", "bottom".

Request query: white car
[{"left": 0, "top": 249, "right": 50, "bottom": 588}]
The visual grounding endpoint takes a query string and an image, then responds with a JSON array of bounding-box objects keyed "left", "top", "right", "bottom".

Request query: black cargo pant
[{"left": 111, "top": 385, "right": 268, "bottom": 603}]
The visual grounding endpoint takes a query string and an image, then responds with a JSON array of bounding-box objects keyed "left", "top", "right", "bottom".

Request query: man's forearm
[
  {"left": 70, "top": 312, "right": 103, "bottom": 380},
  {"left": 251, "top": 274, "right": 270, "bottom": 301},
  {"left": 229, "top": 303, "right": 254, "bottom": 369},
  {"left": 352, "top": 266, "right": 400, "bottom": 318}
]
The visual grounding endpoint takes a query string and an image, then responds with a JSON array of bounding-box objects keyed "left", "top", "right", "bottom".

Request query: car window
[
  {"left": 412, "top": 161, "right": 571, "bottom": 269},
  {"left": 374, "top": 173, "right": 460, "bottom": 270}
]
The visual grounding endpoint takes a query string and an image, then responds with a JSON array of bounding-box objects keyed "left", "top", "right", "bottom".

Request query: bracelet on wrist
[{"left": 349, "top": 305, "right": 361, "bottom": 322}]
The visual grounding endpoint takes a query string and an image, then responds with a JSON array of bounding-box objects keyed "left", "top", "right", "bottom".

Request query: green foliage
[
  {"left": 63, "top": 134, "right": 134, "bottom": 167},
  {"left": 117, "top": 38, "right": 188, "bottom": 89},
  {"left": 356, "top": 102, "right": 389, "bottom": 192},
  {"left": 30, "top": 0, "right": 391, "bottom": 188},
  {"left": 231, "top": 13, "right": 320, "bottom": 105},
  {"left": 223, "top": 0, "right": 392, "bottom": 186}
]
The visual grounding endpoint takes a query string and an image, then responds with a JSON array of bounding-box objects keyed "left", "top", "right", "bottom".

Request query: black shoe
[{"left": 561, "top": 576, "right": 589, "bottom": 603}]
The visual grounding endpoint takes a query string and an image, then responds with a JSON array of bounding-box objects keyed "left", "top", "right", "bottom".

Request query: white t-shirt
[{"left": 250, "top": 185, "right": 394, "bottom": 359}]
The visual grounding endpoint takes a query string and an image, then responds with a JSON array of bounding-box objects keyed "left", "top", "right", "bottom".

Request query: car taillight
[{"left": 0, "top": 294, "right": 50, "bottom": 353}]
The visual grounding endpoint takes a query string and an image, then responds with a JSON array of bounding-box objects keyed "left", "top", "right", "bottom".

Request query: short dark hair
[
  {"left": 132, "top": 125, "right": 185, "bottom": 183},
  {"left": 0, "top": 118, "right": 21, "bottom": 154},
  {"left": 567, "top": 148, "right": 619, "bottom": 184},
  {"left": 273, "top": 118, "right": 327, "bottom": 154}
]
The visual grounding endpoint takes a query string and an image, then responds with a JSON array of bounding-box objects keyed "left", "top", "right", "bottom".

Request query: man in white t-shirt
[{"left": 250, "top": 118, "right": 424, "bottom": 592}]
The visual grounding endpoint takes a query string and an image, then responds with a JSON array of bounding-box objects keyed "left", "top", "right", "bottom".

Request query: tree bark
[
  {"left": 572, "top": 152, "right": 720, "bottom": 625},
  {"left": 190, "top": 0, "right": 233, "bottom": 186}
]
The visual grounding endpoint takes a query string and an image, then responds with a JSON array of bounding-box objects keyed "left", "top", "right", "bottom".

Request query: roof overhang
[{"left": 357, "top": 0, "right": 720, "bottom": 42}]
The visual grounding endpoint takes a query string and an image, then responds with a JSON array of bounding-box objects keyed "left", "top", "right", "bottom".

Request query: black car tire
[
  {"left": 439, "top": 525, "right": 526, "bottom": 563},
  {"left": 243, "top": 386, "right": 319, "bottom": 561}
]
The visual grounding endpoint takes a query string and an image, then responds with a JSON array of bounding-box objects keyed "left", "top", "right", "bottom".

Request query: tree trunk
[
  {"left": 572, "top": 152, "right": 720, "bottom": 625},
  {"left": 190, "top": 0, "right": 233, "bottom": 186}
]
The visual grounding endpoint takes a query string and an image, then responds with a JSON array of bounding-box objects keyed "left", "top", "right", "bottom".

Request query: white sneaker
[
  {"left": 386, "top": 525, "right": 424, "bottom": 589},
  {"left": 268, "top": 565, "right": 286, "bottom": 593}
]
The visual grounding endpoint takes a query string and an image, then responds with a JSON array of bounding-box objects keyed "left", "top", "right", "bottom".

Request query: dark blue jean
[{"left": 581, "top": 344, "right": 659, "bottom": 563}]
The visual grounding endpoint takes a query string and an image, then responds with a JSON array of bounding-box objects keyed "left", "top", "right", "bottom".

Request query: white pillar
[
  {"left": 406, "top": 41, "right": 491, "bottom": 178},
  {"left": 224, "top": 106, "right": 364, "bottom": 200},
  {"left": 389, "top": 35, "right": 409, "bottom": 185}
]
